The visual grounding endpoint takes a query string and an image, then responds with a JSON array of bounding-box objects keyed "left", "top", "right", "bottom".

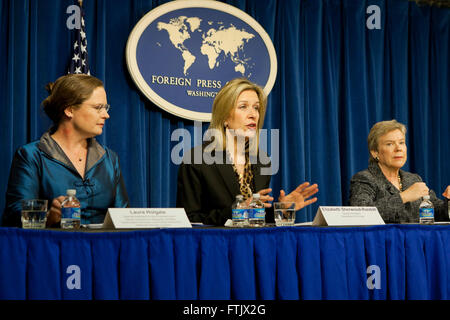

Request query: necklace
[
  {"left": 398, "top": 174, "right": 402, "bottom": 191},
  {"left": 77, "top": 148, "right": 87, "bottom": 162}
]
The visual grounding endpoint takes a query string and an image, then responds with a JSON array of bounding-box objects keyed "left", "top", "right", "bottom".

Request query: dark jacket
[
  {"left": 349, "top": 161, "right": 448, "bottom": 223},
  {"left": 176, "top": 144, "right": 273, "bottom": 226}
]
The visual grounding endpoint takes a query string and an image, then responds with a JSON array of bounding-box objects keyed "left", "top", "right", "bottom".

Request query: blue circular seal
[{"left": 126, "top": 0, "right": 277, "bottom": 121}]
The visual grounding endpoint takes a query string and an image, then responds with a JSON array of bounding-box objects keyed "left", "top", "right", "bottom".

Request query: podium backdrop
[{"left": 0, "top": 0, "right": 449, "bottom": 222}]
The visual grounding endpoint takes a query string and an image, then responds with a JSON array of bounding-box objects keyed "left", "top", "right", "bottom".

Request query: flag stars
[{"left": 69, "top": 10, "right": 90, "bottom": 74}]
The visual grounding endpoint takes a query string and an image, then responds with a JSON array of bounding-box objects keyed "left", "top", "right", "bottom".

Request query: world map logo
[
  {"left": 126, "top": 0, "right": 277, "bottom": 121},
  {"left": 157, "top": 16, "right": 255, "bottom": 77}
]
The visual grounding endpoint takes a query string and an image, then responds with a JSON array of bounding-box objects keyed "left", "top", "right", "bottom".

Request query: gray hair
[{"left": 367, "top": 119, "right": 407, "bottom": 162}]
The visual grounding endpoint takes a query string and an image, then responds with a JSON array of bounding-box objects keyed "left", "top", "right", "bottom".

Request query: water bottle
[
  {"left": 419, "top": 195, "right": 434, "bottom": 224},
  {"left": 61, "top": 189, "right": 81, "bottom": 229},
  {"left": 248, "top": 193, "right": 265, "bottom": 227},
  {"left": 231, "top": 195, "right": 248, "bottom": 227}
]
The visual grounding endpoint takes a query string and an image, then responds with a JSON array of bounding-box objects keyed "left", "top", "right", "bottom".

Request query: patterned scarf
[{"left": 232, "top": 155, "right": 254, "bottom": 200}]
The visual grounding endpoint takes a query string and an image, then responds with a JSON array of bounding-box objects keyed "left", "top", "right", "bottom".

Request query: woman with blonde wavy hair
[
  {"left": 207, "top": 77, "right": 267, "bottom": 156},
  {"left": 177, "top": 78, "right": 318, "bottom": 226}
]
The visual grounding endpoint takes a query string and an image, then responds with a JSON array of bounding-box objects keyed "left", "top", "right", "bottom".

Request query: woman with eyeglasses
[{"left": 2, "top": 74, "right": 129, "bottom": 227}]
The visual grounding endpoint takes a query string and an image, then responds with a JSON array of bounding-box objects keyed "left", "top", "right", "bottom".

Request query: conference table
[{"left": 0, "top": 224, "right": 449, "bottom": 300}]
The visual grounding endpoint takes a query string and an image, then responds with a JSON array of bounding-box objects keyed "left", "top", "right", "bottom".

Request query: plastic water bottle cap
[
  {"left": 423, "top": 195, "right": 430, "bottom": 200},
  {"left": 253, "top": 193, "right": 260, "bottom": 199},
  {"left": 66, "top": 189, "right": 76, "bottom": 196},
  {"left": 236, "top": 195, "right": 244, "bottom": 200}
]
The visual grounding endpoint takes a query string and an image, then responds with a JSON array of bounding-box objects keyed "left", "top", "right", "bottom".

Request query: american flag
[{"left": 68, "top": 1, "right": 90, "bottom": 75}]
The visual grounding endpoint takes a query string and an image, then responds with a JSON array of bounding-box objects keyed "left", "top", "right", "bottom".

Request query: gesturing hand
[
  {"left": 244, "top": 188, "right": 274, "bottom": 208},
  {"left": 257, "top": 188, "right": 274, "bottom": 208},
  {"left": 279, "top": 182, "right": 319, "bottom": 211},
  {"left": 442, "top": 185, "right": 450, "bottom": 199}
]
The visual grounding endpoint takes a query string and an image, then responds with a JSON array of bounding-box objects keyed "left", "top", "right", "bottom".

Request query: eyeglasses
[{"left": 83, "top": 103, "right": 111, "bottom": 113}]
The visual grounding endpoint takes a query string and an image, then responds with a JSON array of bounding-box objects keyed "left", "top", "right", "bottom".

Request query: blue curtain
[{"left": 1, "top": 0, "right": 449, "bottom": 223}]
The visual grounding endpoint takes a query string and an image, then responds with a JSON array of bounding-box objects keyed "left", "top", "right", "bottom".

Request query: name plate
[
  {"left": 312, "top": 206, "right": 385, "bottom": 226},
  {"left": 103, "top": 208, "right": 192, "bottom": 229}
]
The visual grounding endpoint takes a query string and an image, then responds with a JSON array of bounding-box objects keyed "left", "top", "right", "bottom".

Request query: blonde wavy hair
[{"left": 207, "top": 78, "right": 267, "bottom": 153}]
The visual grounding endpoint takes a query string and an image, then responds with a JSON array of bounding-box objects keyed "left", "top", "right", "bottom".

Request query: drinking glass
[
  {"left": 274, "top": 202, "right": 296, "bottom": 226},
  {"left": 21, "top": 199, "right": 48, "bottom": 229}
]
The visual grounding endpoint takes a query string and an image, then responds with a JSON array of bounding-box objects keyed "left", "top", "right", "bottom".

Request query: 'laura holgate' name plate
[
  {"left": 103, "top": 208, "right": 192, "bottom": 229},
  {"left": 312, "top": 206, "right": 385, "bottom": 226}
]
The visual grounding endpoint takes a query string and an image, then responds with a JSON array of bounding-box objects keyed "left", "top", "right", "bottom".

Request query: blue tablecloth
[{"left": 0, "top": 224, "right": 449, "bottom": 300}]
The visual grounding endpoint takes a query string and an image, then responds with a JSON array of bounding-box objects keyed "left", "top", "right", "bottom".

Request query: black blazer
[
  {"left": 349, "top": 161, "right": 449, "bottom": 223},
  {"left": 176, "top": 145, "right": 272, "bottom": 226}
]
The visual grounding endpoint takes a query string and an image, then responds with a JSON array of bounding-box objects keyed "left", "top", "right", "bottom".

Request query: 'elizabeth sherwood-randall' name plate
[
  {"left": 103, "top": 208, "right": 192, "bottom": 229},
  {"left": 312, "top": 206, "right": 385, "bottom": 226}
]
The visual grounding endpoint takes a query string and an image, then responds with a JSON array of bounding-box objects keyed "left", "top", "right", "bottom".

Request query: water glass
[
  {"left": 274, "top": 202, "right": 296, "bottom": 226},
  {"left": 21, "top": 199, "right": 48, "bottom": 229}
]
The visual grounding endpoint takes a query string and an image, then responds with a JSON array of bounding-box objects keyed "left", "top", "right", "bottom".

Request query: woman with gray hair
[{"left": 349, "top": 119, "right": 450, "bottom": 223}]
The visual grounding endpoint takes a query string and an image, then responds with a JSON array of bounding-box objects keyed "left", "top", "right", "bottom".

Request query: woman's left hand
[
  {"left": 279, "top": 182, "right": 319, "bottom": 211},
  {"left": 443, "top": 186, "right": 450, "bottom": 199},
  {"left": 46, "top": 195, "right": 66, "bottom": 227}
]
